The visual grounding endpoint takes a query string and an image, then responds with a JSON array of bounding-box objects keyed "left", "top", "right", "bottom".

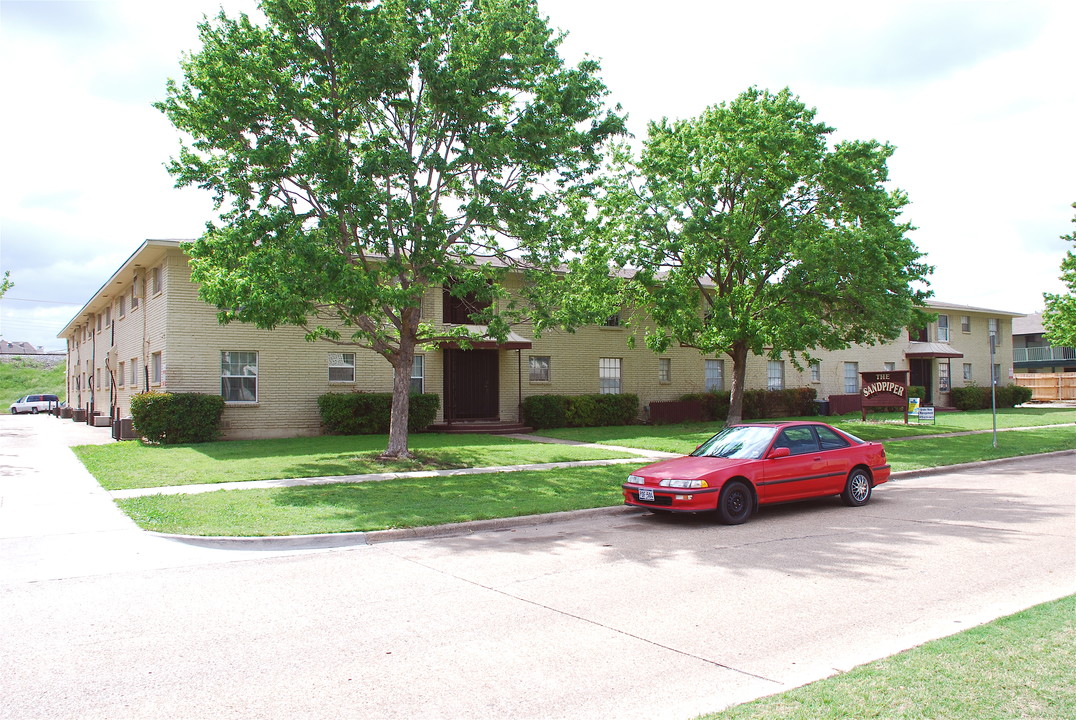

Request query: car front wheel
[
  {"left": 841, "top": 468, "right": 873, "bottom": 507},
  {"left": 717, "top": 480, "right": 752, "bottom": 525}
]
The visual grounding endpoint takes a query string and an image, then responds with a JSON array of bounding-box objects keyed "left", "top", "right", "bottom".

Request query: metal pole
[{"left": 990, "top": 334, "right": 998, "bottom": 448}]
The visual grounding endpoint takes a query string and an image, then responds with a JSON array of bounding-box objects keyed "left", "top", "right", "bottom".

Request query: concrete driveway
[{"left": 1, "top": 414, "right": 1073, "bottom": 720}]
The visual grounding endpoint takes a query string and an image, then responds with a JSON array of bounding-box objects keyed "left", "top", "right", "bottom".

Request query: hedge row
[
  {"left": 130, "top": 392, "right": 225, "bottom": 444},
  {"left": 317, "top": 392, "right": 440, "bottom": 434},
  {"left": 679, "top": 387, "right": 818, "bottom": 422},
  {"left": 523, "top": 393, "right": 639, "bottom": 429},
  {"left": 949, "top": 384, "right": 1032, "bottom": 411}
]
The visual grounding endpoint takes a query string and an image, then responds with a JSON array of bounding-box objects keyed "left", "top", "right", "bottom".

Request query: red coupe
[{"left": 623, "top": 421, "right": 890, "bottom": 524}]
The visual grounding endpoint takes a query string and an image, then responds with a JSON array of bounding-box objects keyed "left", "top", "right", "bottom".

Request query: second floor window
[{"left": 937, "top": 315, "right": 949, "bottom": 342}]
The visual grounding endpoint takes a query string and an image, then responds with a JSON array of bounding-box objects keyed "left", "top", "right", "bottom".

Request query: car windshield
[{"left": 692, "top": 426, "right": 777, "bottom": 460}]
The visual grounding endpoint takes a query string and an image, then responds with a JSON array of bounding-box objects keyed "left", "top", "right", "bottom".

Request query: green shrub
[
  {"left": 681, "top": 388, "right": 816, "bottom": 422},
  {"left": 130, "top": 392, "right": 225, "bottom": 444},
  {"left": 951, "top": 384, "right": 988, "bottom": 411},
  {"left": 680, "top": 391, "right": 731, "bottom": 422},
  {"left": 317, "top": 392, "right": 440, "bottom": 434},
  {"left": 908, "top": 385, "right": 927, "bottom": 402},
  {"left": 523, "top": 393, "right": 639, "bottom": 429}
]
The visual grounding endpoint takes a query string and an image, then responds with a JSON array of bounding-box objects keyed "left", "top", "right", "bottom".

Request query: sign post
[
  {"left": 990, "top": 334, "right": 998, "bottom": 448},
  {"left": 859, "top": 371, "right": 911, "bottom": 423}
]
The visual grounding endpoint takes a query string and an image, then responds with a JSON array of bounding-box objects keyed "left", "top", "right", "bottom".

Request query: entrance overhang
[
  {"left": 436, "top": 325, "right": 533, "bottom": 350},
  {"left": 905, "top": 342, "right": 963, "bottom": 359}
]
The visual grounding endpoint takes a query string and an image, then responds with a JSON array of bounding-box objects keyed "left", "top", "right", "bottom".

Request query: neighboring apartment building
[
  {"left": 1012, "top": 312, "right": 1076, "bottom": 374},
  {"left": 59, "top": 240, "right": 1020, "bottom": 439}
]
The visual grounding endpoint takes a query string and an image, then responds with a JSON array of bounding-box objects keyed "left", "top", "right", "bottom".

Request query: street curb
[{"left": 150, "top": 450, "right": 1076, "bottom": 551}]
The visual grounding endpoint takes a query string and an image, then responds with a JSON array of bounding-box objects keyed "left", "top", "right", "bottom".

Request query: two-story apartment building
[{"left": 59, "top": 240, "right": 1021, "bottom": 439}]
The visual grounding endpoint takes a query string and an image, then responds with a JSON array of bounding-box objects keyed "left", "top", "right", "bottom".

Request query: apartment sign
[{"left": 859, "top": 370, "right": 911, "bottom": 423}]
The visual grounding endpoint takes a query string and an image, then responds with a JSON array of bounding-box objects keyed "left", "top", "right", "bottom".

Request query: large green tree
[
  {"left": 592, "top": 88, "right": 933, "bottom": 424},
  {"left": 1042, "top": 202, "right": 1076, "bottom": 347},
  {"left": 157, "top": 0, "right": 623, "bottom": 457}
]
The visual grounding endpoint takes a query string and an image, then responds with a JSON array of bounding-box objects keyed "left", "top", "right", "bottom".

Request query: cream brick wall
[{"left": 60, "top": 241, "right": 1021, "bottom": 439}]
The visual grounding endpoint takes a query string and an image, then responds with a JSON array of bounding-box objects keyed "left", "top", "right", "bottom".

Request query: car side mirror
[{"left": 768, "top": 447, "right": 791, "bottom": 459}]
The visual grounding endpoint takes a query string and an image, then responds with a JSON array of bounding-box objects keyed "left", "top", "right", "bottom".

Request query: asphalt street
[{"left": 1, "top": 414, "right": 1074, "bottom": 720}]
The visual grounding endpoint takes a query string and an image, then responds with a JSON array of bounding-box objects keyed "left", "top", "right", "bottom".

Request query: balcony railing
[{"left": 1013, "top": 346, "right": 1076, "bottom": 363}]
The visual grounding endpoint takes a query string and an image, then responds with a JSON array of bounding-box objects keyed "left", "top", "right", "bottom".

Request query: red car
[{"left": 623, "top": 421, "right": 890, "bottom": 524}]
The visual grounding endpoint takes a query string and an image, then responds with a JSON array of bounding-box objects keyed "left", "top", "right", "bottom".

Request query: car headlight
[
  {"left": 628, "top": 475, "right": 646, "bottom": 485},
  {"left": 658, "top": 479, "right": 708, "bottom": 489}
]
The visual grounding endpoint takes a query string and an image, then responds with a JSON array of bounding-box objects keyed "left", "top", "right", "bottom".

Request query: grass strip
[
  {"left": 697, "top": 594, "right": 1075, "bottom": 720},
  {"left": 883, "top": 425, "right": 1076, "bottom": 471},
  {"left": 73, "top": 433, "right": 633, "bottom": 491},
  {"left": 116, "top": 465, "right": 630, "bottom": 536}
]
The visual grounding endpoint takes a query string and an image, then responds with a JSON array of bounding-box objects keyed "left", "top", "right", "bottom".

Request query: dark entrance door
[
  {"left": 446, "top": 349, "right": 499, "bottom": 420},
  {"left": 909, "top": 358, "right": 933, "bottom": 404}
]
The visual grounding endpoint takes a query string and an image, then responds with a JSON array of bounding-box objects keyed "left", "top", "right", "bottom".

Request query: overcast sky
[{"left": 1, "top": 0, "right": 1074, "bottom": 351}]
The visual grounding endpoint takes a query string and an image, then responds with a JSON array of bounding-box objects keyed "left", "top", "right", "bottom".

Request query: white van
[{"left": 9, "top": 394, "right": 61, "bottom": 414}]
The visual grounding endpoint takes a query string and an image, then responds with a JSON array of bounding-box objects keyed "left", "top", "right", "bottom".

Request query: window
[
  {"left": 989, "top": 318, "right": 1000, "bottom": 345},
  {"left": 884, "top": 362, "right": 896, "bottom": 372},
  {"left": 659, "top": 358, "right": 671, "bottom": 383},
  {"left": 937, "top": 315, "right": 949, "bottom": 342},
  {"left": 909, "top": 326, "right": 927, "bottom": 342},
  {"left": 118, "top": 295, "right": 126, "bottom": 318},
  {"left": 844, "top": 362, "right": 859, "bottom": 393},
  {"left": 993, "top": 363, "right": 1001, "bottom": 384},
  {"left": 603, "top": 313, "right": 621, "bottom": 327},
  {"left": 961, "top": 315, "right": 971, "bottom": 333},
  {"left": 705, "top": 359, "right": 724, "bottom": 391},
  {"left": 221, "top": 351, "right": 257, "bottom": 402},
  {"left": 151, "top": 352, "right": 162, "bottom": 385},
  {"left": 151, "top": 267, "right": 161, "bottom": 295},
  {"left": 130, "top": 359, "right": 139, "bottom": 387},
  {"left": 131, "top": 280, "right": 140, "bottom": 310},
  {"left": 963, "top": 363, "right": 973, "bottom": 381},
  {"left": 118, "top": 362, "right": 125, "bottom": 387},
  {"left": 599, "top": 357, "right": 622, "bottom": 394},
  {"left": 529, "top": 356, "right": 550, "bottom": 382},
  {"left": 767, "top": 360, "right": 784, "bottom": 391},
  {"left": 816, "top": 426, "right": 851, "bottom": 450},
  {"left": 96, "top": 369, "right": 101, "bottom": 389},
  {"left": 328, "top": 353, "right": 355, "bottom": 382},
  {"left": 410, "top": 355, "right": 425, "bottom": 393},
  {"left": 938, "top": 361, "right": 951, "bottom": 392},
  {"left": 96, "top": 314, "right": 102, "bottom": 332},
  {"left": 810, "top": 361, "right": 820, "bottom": 383},
  {"left": 774, "top": 426, "right": 818, "bottom": 455},
  {"left": 442, "top": 283, "right": 491, "bottom": 324},
  {"left": 105, "top": 307, "right": 111, "bottom": 326}
]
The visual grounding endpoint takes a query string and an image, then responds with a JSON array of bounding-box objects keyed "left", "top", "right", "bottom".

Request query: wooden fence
[{"left": 1013, "top": 373, "right": 1076, "bottom": 402}]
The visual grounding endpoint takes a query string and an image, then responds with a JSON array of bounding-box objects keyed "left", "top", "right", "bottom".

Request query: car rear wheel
[
  {"left": 717, "top": 481, "right": 752, "bottom": 525},
  {"left": 841, "top": 468, "right": 872, "bottom": 507}
]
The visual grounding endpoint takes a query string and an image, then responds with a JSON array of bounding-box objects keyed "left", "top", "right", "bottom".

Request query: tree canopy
[
  {"left": 1042, "top": 202, "right": 1076, "bottom": 348},
  {"left": 157, "top": 0, "right": 624, "bottom": 457},
  {"left": 590, "top": 87, "right": 933, "bottom": 423}
]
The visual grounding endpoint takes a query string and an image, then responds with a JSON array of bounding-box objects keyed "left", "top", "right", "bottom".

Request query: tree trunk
[
  {"left": 726, "top": 341, "right": 749, "bottom": 425},
  {"left": 381, "top": 341, "right": 416, "bottom": 460}
]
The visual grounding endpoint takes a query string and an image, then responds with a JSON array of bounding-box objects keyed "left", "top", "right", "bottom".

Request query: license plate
[{"left": 638, "top": 488, "right": 655, "bottom": 502}]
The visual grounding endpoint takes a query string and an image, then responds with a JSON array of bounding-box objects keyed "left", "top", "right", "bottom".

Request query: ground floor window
[
  {"left": 810, "top": 361, "right": 820, "bottom": 383},
  {"left": 328, "top": 352, "right": 356, "bottom": 383},
  {"left": 938, "top": 361, "right": 951, "bottom": 392},
  {"left": 599, "top": 357, "right": 622, "bottom": 394},
  {"left": 963, "top": 363, "right": 973, "bottom": 381},
  {"left": 884, "top": 362, "right": 896, "bottom": 372},
  {"left": 130, "top": 358, "right": 138, "bottom": 387},
  {"left": 151, "top": 353, "right": 162, "bottom": 385},
  {"left": 411, "top": 355, "right": 425, "bottom": 394},
  {"left": 767, "top": 360, "right": 784, "bottom": 391},
  {"left": 705, "top": 359, "right": 724, "bottom": 391},
  {"left": 221, "top": 351, "right": 257, "bottom": 402},
  {"left": 529, "top": 355, "right": 550, "bottom": 382},
  {"left": 659, "top": 358, "right": 671, "bottom": 383},
  {"left": 843, "top": 362, "right": 859, "bottom": 393}
]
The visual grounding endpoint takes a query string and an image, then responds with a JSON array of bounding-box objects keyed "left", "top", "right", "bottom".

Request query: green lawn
[
  {"left": 117, "top": 465, "right": 629, "bottom": 536},
  {"left": 698, "top": 595, "right": 1075, "bottom": 720},
  {"left": 884, "top": 425, "right": 1076, "bottom": 471},
  {"left": 73, "top": 433, "right": 633, "bottom": 491},
  {"left": 0, "top": 358, "right": 65, "bottom": 406}
]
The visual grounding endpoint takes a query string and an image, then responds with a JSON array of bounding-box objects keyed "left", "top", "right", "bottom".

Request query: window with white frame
[
  {"left": 529, "top": 356, "right": 550, "bottom": 382},
  {"left": 118, "top": 362, "right": 125, "bottom": 387},
  {"left": 105, "top": 307, "right": 111, "bottom": 326},
  {"left": 844, "top": 362, "right": 859, "bottom": 393},
  {"left": 118, "top": 295, "right": 126, "bottom": 318},
  {"left": 96, "top": 368, "right": 102, "bottom": 389},
  {"left": 221, "top": 351, "right": 257, "bottom": 402},
  {"left": 599, "top": 357, "right": 622, "bottom": 394},
  {"left": 767, "top": 360, "right": 785, "bottom": 391},
  {"left": 810, "top": 361, "right": 820, "bottom": 383},
  {"left": 130, "top": 359, "right": 138, "bottom": 387},
  {"left": 328, "top": 353, "right": 355, "bottom": 382},
  {"left": 659, "top": 358, "right": 671, "bottom": 383},
  {"left": 410, "top": 355, "right": 425, "bottom": 393},
  {"left": 961, "top": 315, "right": 971, "bottom": 333},
  {"left": 884, "top": 362, "right": 896, "bottom": 372},
  {"left": 989, "top": 318, "right": 999, "bottom": 342},
  {"left": 151, "top": 266, "right": 161, "bottom": 295},
  {"left": 705, "top": 359, "right": 724, "bottom": 391},
  {"left": 96, "top": 314, "right": 102, "bottom": 332},
  {"left": 151, "top": 352, "right": 162, "bottom": 385},
  {"left": 938, "top": 361, "right": 951, "bottom": 392},
  {"left": 937, "top": 314, "right": 949, "bottom": 342},
  {"left": 963, "top": 363, "right": 973, "bottom": 381}
]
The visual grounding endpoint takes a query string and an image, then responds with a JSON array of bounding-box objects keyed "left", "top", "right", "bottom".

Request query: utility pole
[{"left": 990, "top": 333, "right": 998, "bottom": 448}]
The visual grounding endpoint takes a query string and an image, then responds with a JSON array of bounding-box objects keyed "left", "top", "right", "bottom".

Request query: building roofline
[{"left": 923, "top": 300, "right": 1024, "bottom": 317}]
